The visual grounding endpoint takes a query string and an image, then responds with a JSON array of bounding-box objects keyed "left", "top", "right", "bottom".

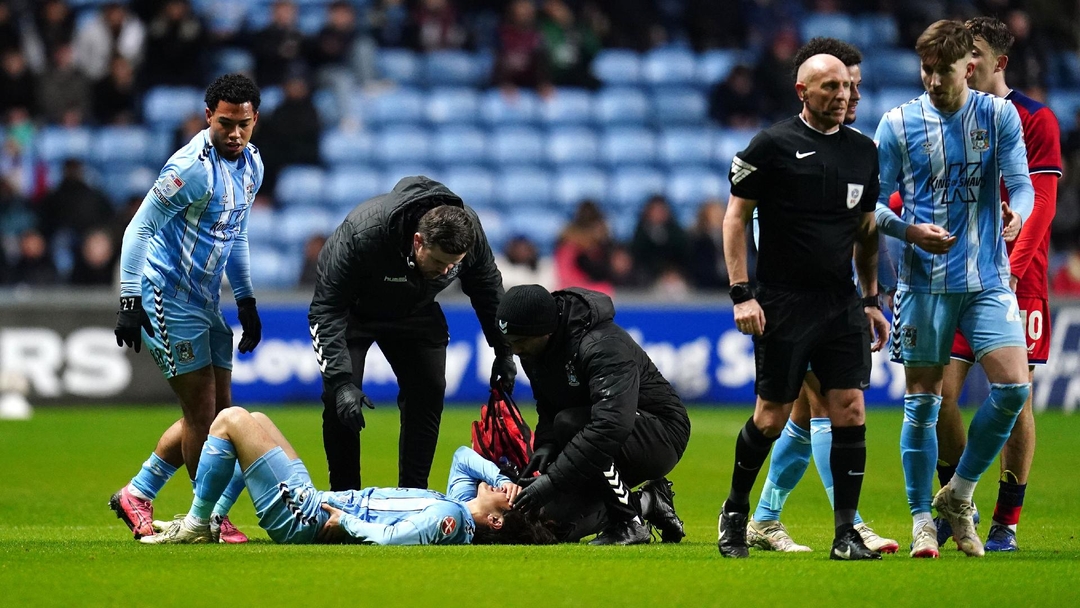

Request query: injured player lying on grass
[{"left": 142, "top": 407, "right": 556, "bottom": 545}]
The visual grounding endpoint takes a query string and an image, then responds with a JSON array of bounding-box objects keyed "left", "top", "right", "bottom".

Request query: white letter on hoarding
[
  {"left": 64, "top": 328, "right": 131, "bottom": 397},
  {"left": 0, "top": 328, "right": 63, "bottom": 397}
]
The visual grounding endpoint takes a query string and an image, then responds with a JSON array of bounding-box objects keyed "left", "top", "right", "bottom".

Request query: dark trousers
[
  {"left": 545, "top": 406, "right": 686, "bottom": 541},
  {"left": 322, "top": 305, "right": 449, "bottom": 491}
]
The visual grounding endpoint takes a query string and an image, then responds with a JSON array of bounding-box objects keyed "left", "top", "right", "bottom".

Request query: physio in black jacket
[
  {"left": 500, "top": 284, "right": 691, "bottom": 545},
  {"left": 308, "top": 176, "right": 515, "bottom": 490}
]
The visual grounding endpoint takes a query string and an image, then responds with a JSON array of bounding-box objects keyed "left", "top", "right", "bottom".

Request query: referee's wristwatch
[
  {"left": 862, "top": 293, "right": 882, "bottom": 309},
  {"left": 729, "top": 282, "right": 754, "bottom": 304}
]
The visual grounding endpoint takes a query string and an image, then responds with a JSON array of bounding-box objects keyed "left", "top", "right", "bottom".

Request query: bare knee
[
  {"left": 825, "top": 389, "right": 865, "bottom": 426},
  {"left": 210, "top": 406, "right": 250, "bottom": 438},
  {"left": 753, "top": 400, "right": 791, "bottom": 437}
]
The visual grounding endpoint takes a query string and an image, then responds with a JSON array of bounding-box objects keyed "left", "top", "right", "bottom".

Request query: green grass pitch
[{"left": 2, "top": 406, "right": 1079, "bottom": 607}]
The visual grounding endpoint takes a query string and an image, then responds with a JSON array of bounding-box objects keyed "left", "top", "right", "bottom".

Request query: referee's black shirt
[{"left": 729, "top": 116, "right": 880, "bottom": 294}]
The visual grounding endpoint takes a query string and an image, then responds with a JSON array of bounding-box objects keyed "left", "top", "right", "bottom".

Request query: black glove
[
  {"left": 514, "top": 473, "right": 558, "bottom": 516},
  {"left": 519, "top": 444, "right": 557, "bottom": 481},
  {"left": 489, "top": 352, "right": 517, "bottom": 396},
  {"left": 115, "top": 296, "right": 154, "bottom": 353},
  {"left": 335, "top": 384, "right": 375, "bottom": 432},
  {"left": 236, "top": 297, "right": 262, "bottom": 354}
]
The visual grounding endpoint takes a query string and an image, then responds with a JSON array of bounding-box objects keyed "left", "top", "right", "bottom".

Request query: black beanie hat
[{"left": 497, "top": 284, "right": 558, "bottom": 336}]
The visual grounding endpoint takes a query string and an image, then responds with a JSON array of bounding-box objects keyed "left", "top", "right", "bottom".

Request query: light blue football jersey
[
  {"left": 874, "top": 91, "right": 1033, "bottom": 294},
  {"left": 119, "top": 129, "right": 262, "bottom": 308}
]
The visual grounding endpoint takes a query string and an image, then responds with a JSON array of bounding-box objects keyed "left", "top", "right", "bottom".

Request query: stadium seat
[
  {"left": 432, "top": 126, "right": 488, "bottom": 165},
  {"left": 424, "top": 50, "right": 491, "bottom": 87},
  {"left": 376, "top": 48, "right": 421, "bottom": 86},
  {"left": 653, "top": 89, "right": 708, "bottom": 125},
  {"left": 373, "top": 126, "right": 432, "bottom": 165},
  {"left": 211, "top": 47, "right": 255, "bottom": 78},
  {"left": 259, "top": 86, "right": 285, "bottom": 115},
  {"left": 864, "top": 50, "right": 922, "bottom": 89},
  {"left": 491, "top": 126, "right": 545, "bottom": 166},
  {"left": 312, "top": 88, "right": 342, "bottom": 126},
  {"left": 546, "top": 127, "right": 600, "bottom": 166},
  {"left": 275, "top": 165, "right": 326, "bottom": 207},
  {"left": 600, "top": 127, "right": 657, "bottom": 167},
  {"left": 496, "top": 167, "right": 553, "bottom": 208},
  {"left": 666, "top": 167, "right": 728, "bottom": 209},
  {"left": 296, "top": 5, "right": 328, "bottom": 36},
  {"left": 609, "top": 166, "right": 666, "bottom": 209},
  {"left": 591, "top": 50, "right": 642, "bottom": 86},
  {"left": 553, "top": 167, "right": 608, "bottom": 209},
  {"left": 442, "top": 166, "right": 496, "bottom": 208},
  {"left": 594, "top": 87, "right": 651, "bottom": 126},
  {"left": 143, "top": 86, "right": 204, "bottom": 129},
  {"left": 425, "top": 87, "right": 480, "bottom": 125},
  {"left": 471, "top": 206, "right": 508, "bottom": 251},
  {"left": 324, "top": 165, "right": 384, "bottom": 208},
  {"left": 799, "top": 13, "right": 856, "bottom": 46},
  {"left": 248, "top": 245, "right": 300, "bottom": 289},
  {"left": 100, "top": 165, "right": 157, "bottom": 205},
  {"left": 193, "top": 0, "right": 248, "bottom": 35},
  {"left": 872, "top": 87, "right": 923, "bottom": 121},
  {"left": 642, "top": 48, "right": 698, "bottom": 87},
  {"left": 320, "top": 129, "right": 374, "bottom": 164},
  {"left": 608, "top": 212, "right": 637, "bottom": 242},
  {"left": 505, "top": 209, "right": 568, "bottom": 254},
  {"left": 480, "top": 89, "right": 541, "bottom": 126},
  {"left": 1049, "top": 89, "right": 1080, "bottom": 131},
  {"left": 539, "top": 88, "right": 594, "bottom": 125},
  {"left": 697, "top": 50, "right": 743, "bottom": 87},
  {"left": 364, "top": 88, "right": 425, "bottom": 125},
  {"left": 90, "top": 126, "right": 153, "bottom": 165},
  {"left": 245, "top": 205, "right": 279, "bottom": 248},
  {"left": 714, "top": 128, "right": 758, "bottom": 167},
  {"left": 380, "top": 166, "right": 439, "bottom": 193},
  {"left": 658, "top": 128, "right": 713, "bottom": 167},
  {"left": 853, "top": 14, "right": 900, "bottom": 50},
  {"left": 36, "top": 127, "right": 94, "bottom": 163},
  {"left": 278, "top": 207, "right": 336, "bottom": 247}
]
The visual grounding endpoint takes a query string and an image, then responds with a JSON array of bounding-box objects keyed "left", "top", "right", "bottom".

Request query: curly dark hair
[
  {"left": 966, "top": 16, "right": 1014, "bottom": 57},
  {"left": 471, "top": 510, "right": 559, "bottom": 545},
  {"left": 792, "top": 37, "right": 863, "bottom": 80},
  {"left": 205, "top": 73, "right": 261, "bottom": 112}
]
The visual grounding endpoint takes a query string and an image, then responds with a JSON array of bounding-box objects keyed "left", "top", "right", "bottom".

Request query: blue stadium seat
[
  {"left": 642, "top": 48, "right": 698, "bottom": 87},
  {"left": 296, "top": 5, "right": 328, "bottom": 36},
  {"left": 36, "top": 127, "right": 93, "bottom": 162},
  {"left": 376, "top": 48, "right": 421, "bottom": 86},
  {"left": 539, "top": 89, "right": 594, "bottom": 125},
  {"left": 799, "top": 13, "right": 856, "bottom": 45},
  {"left": 324, "top": 165, "right": 384, "bottom": 208},
  {"left": 658, "top": 128, "right": 713, "bottom": 167},
  {"left": 594, "top": 87, "right": 651, "bottom": 126},
  {"left": 853, "top": 14, "right": 900, "bottom": 50},
  {"left": 143, "top": 87, "right": 204, "bottom": 129},
  {"left": 872, "top": 88, "right": 923, "bottom": 121},
  {"left": 546, "top": 127, "right": 600, "bottom": 166},
  {"left": 100, "top": 165, "right": 157, "bottom": 205},
  {"left": 697, "top": 50, "right": 743, "bottom": 87},
  {"left": 491, "top": 126, "right": 545, "bottom": 165},
  {"left": 373, "top": 126, "right": 431, "bottom": 165},
  {"left": 480, "top": 89, "right": 540, "bottom": 126},
  {"left": 424, "top": 50, "right": 491, "bottom": 87},
  {"left": 320, "top": 129, "right": 374, "bottom": 164},
  {"left": 432, "top": 126, "right": 488, "bottom": 165},
  {"left": 248, "top": 245, "right": 300, "bottom": 289},
  {"left": 666, "top": 167, "right": 728, "bottom": 208},
  {"left": 364, "top": 88, "right": 425, "bottom": 125},
  {"left": 505, "top": 209, "right": 567, "bottom": 254},
  {"left": 471, "top": 207, "right": 508, "bottom": 251},
  {"left": 260, "top": 86, "right": 284, "bottom": 115},
  {"left": 91, "top": 126, "right": 153, "bottom": 165},
  {"left": 608, "top": 212, "right": 637, "bottom": 242},
  {"left": 442, "top": 166, "right": 496, "bottom": 208},
  {"left": 609, "top": 166, "right": 666, "bottom": 209},
  {"left": 600, "top": 128, "right": 657, "bottom": 167},
  {"left": 1048, "top": 89, "right": 1080, "bottom": 131},
  {"left": 591, "top": 50, "right": 642, "bottom": 86},
  {"left": 278, "top": 207, "right": 336, "bottom": 248},
  {"left": 864, "top": 50, "right": 922, "bottom": 89},
  {"left": 381, "top": 166, "right": 439, "bottom": 193},
  {"left": 496, "top": 167, "right": 553, "bottom": 208},
  {"left": 275, "top": 165, "right": 326, "bottom": 207},
  {"left": 312, "top": 88, "right": 342, "bottom": 126},
  {"left": 211, "top": 47, "right": 255, "bottom": 78},
  {"left": 714, "top": 128, "right": 758, "bottom": 167},
  {"left": 653, "top": 89, "right": 708, "bottom": 125},
  {"left": 425, "top": 87, "right": 480, "bottom": 125},
  {"left": 245, "top": 205, "right": 279, "bottom": 248},
  {"left": 553, "top": 167, "right": 608, "bottom": 209}
]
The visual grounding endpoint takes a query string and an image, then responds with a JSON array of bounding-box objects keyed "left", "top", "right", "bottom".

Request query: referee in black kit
[{"left": 716, "top": 54, "right": 889, "bottom": 560}]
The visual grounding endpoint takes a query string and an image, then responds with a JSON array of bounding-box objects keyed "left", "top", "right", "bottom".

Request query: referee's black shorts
[{"left": 752, "top": 286, "right": 872, "bottom": 404}]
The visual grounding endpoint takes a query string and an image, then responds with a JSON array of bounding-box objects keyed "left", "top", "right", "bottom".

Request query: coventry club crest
[
  {"left": 970, "top": 129, "right": 990, "bottom": 153},
  {"left": 565, "top": 361, "right": 580, "bottom": 386}
]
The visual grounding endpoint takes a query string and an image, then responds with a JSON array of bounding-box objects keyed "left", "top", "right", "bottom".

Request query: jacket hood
[
  {"left": 384, "top": 176, "right": 465, "bottom": 255},
  {"left": 551, "top": 287, "right": 616, "bottom": 351}
]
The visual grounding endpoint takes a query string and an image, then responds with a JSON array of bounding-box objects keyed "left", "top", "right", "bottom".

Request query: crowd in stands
[{"left": 2, "top": 0, "right": 1080, "bottom": 298}]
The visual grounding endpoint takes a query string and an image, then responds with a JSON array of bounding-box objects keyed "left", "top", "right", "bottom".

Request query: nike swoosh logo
[
  {"left": 795, "top": 151, "right": 816, "bottom": 159},
  {"left": 848, "top": 470, "right": 864, "bottom": 476},
  {"left": 859, "top": 381, "right": 870, "bottom": 389}
]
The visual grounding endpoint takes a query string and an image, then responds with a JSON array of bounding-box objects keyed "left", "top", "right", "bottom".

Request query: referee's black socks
[
  {"left": 830, "top": 424, "right": 867, "bottom": 536},
  {"left": 726, "top": 416, "right": 778, "bottom": 513}
]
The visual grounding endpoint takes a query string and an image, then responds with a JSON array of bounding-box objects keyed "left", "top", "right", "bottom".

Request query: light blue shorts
[
  {"left": 141, "top": 280, "right": 233, "bottom": 379},
  {"left": 891, "top": 284, "right": 1026, "bottom": 366},
  {"left": 245, "top": 446, "right": 322, "bottom": 544}
]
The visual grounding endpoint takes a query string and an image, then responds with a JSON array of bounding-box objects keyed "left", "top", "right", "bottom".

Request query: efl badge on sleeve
[
  {"left": 847, "top": 183, "right": 865, "bottom": 209},
  {"left": 970, "top": 129, "right": 990, "bottom": 153},
  {"left": 160, "top": 171, "right": 185, "bottom": 198},
  {"left": 440, "top": 515, "right": 457, "bottom": 537}
]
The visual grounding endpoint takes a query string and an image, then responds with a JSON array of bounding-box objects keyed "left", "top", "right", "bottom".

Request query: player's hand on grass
[
  {"left": 865, "top": 307, "right": 889, "bottom": 352},
  {"left": 1001, "top": 202, "right": 1022, "bottom": 242},
  {"left": 514, "top": 474, "right": 556, "bottom": 516},
  {"left": 236, "top": 297, "right": 262, "bottom": 354},
  {"left": 500, "top": 481, "right": 522, "bottom": 506},
  {"left": 115, "top": 296, "right": 154, "bottom": 353},
  {"left": 520, "top": 444, "right": 557, "bottom": 481},
  {"left": 905, "top": 223, "right": 957, "bottom": 254},
  {"left": 335, "top": 384, "right": 375, "bottom": 432},
  {"left": 318, "top": 503, "right": 349, "bottom": 543},
  {"left": 733, "top": 299, "right": 765, "bottom": 336},
  {"left": 490, "top": 352, "right": 517, "bottom": 396}
]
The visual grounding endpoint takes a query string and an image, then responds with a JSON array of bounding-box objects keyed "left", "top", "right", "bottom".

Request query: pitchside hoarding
[{"left": 0, "top": 299, "right": 1077, "bottom": 410}]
